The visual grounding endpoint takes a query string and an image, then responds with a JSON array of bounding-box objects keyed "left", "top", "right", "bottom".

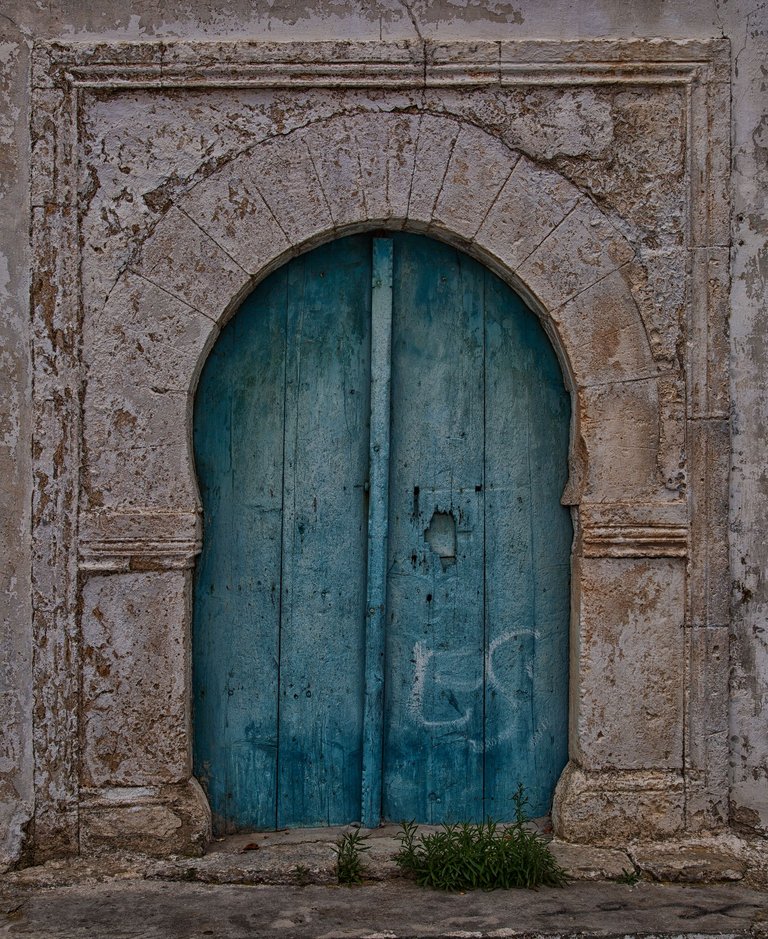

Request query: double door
[{"left": 193, "top": 232, "right": 571, "bottom": 832}]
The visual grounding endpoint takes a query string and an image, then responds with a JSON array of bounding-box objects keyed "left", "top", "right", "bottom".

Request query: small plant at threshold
[
  {"left": 616, "top": 867, "right": 641, "bottom": 886},
  {"left": 394, "top": 784, "right": 568, "bottom": 891},
  {"left": 334, "top": 828, "right": 370, "bottom": 885}
]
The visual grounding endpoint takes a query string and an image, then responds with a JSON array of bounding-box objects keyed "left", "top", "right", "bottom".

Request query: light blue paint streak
[{"left": 361, "top": 239, "right": 394, "bottom": 828}]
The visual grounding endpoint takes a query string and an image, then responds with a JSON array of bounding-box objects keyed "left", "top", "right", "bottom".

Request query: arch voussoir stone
[
  {"left": 130, "top": 205, "right": 250, "bottom": 321},
  {"left": 474, "top": 155, "right": 581, "bottom": 274},
  {"left": 430, "top": 122, "right": 518, "bottom": 241},
  {"left": 85, "top": 271, "right": 214, "bottom": 512},
  {"left": 516, "top": 198, "right": 636, "bottom": 313},
  {"left": 247, "top": 132, "right": 333, "bottom": 247},
  {"left": 551, "top": 270, "right": 657, "bottom": 388},
  {"left": 183, "top": 168, "right": 292, "bottom": 276},
  {"left": 407, "top": 114, "right": 462, "bottom": 229}
]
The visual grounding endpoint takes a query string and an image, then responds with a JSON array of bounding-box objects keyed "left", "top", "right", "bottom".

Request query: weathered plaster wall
[
  {"left": 0, "top": 24, "right": 33, "bottom": 870},
  {"left": 0, "top": 0, "right": 766, "bottom": 868},
  {"left": 728, "top": 4, "right": 768, "bottom": 836}
]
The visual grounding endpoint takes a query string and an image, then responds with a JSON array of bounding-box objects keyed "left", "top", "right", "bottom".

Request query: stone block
[
  {"left": 248, "top": 132, "right": 333, "bottom": 248},
  {"left": 130, "top": 206, "right": 250, "bottom": 321},
  {"left": 687, "top": 418, "right": 730, "bottom": 628},
  {"left": 690, "top": 79, "right": 730, "bottom": 249},
  {"left": 79, "top": 780, "right": 210, "bottom": 857},
  {"left": 573, "top": 557, "right": 685, "bottom": 770},
  {"left": 80, "top": 571, "right": 190, "bottom": 787},
  {"left": 85, "top": 272, "right": 215, "bottom": 394},
  {"left": 657, "top": 373, "right": 687, "bottom": 494},
  {"left": 685, "top": 626, "right": 729, "bottom": 831},
  {"left": 29, "top": 87, "right": 61, "bottom": 207},
  {"left": 84, "top": 443, "right": 196, "bottom": 513},
  {"left": 407, "top": 114, "right": 462, "bottom": 229},
  {"left": 82, "top": 272, "right": 213, "bottom": 501},
  {"left": 689, "top": 247, "right": 729, "bottom": 419},
  {"left": 475, "top": 156, "right": 580, "bottom": 273},
  {"left": 624, "top": 247, "right": 687, "bottom": 367},
  {"left": 551, "top": 269, "right": 656, "bottom": 388},
  {"left": 631, "top": 844, "right": 746, "bottom": 883},
  {"left": 553, "top": 762, "right": 685, "bottom": 843},
  {"left": 305, "top": 112, "right": 420, "bottom": 228},
  {"left": 182, "top": 161, "right": 292, "bottom": 277},
  {"left": 79, "top": 510, "right": 200, "bottom": 549},
  {"left": 579, "top": 378, "right": 662, "bottom": 502},
  {"left": 85, "top": 384, "right": 188, "bottom": 454},
  {"left": 517, "top": 200, "right": 635, "bottom": 312},
  {"left": 349, "top": 112, "right": 419, "bottom": 224},
  {"left": 302, "top": 118, "right": 367, "bottom": 230},
  {"left": 548, "top": 840, "right": 635, "bottom": 881},
  {"left": 432, "top": 123, "right": 517, "bottom": 240}
]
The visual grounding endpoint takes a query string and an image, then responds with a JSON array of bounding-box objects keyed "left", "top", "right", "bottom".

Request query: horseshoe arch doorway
[{"left": 192, "top": 232, "right": 572, "bottom": 833}]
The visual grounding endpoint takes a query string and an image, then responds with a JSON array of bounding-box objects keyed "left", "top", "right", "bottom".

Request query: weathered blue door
[{"left": 193, "top": 233, "right": 571, "bottom": 832}]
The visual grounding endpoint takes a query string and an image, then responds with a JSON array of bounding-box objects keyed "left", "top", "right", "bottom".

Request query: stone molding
[
  {"left": 581, "top": 525, "right": 688, "bottom": 559},
  {"left": 30, "top": 38, "right": 730, "bottom": 858},
  {"left": 79, "top": 511, "right": 201, "bottom": 573}
]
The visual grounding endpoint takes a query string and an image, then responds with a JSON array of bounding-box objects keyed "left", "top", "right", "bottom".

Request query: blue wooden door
[{"left": 193, "top": 233, "right": 571, "bottom": 832}]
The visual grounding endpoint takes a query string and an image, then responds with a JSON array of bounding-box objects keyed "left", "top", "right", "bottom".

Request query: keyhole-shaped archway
[
  {"left": 72, "top": 107, "right": 692, "bottom": 856},
  {"left": 193, "top": 231, "right": 571, "bottom": 832}
]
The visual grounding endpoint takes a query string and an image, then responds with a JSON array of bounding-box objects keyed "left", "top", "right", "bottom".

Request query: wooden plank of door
[
  {"left": 383, "top": 234, "right": 486, "bottom": 823},
  {"left": 361, "top": 237, "right": 394, "bottom": 829},
  {"left": 277, "top": 236, "right": 372, "bottom": 827},
  {"left": 483, "top": 273, "right": 571, "bottom": 819},
  {"left": 193, "top": 269, "right": 288, "bottom": 831}
]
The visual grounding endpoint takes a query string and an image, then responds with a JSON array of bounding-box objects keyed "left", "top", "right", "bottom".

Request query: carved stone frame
[{"left": 30, "top": 38, "right": 730, "bottom": 859}]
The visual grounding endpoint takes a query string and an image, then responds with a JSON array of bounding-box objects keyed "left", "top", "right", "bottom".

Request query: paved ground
[
  {"left": 1, "top": 880, "right": 767, "bottom": 939},
  {"left": 2, "top": 827, "right": 766, "bottom": 938}
]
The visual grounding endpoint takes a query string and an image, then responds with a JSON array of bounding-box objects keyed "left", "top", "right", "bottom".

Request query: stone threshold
[{"left": 4, "top": 824, "right": 768, "bottom": 892}]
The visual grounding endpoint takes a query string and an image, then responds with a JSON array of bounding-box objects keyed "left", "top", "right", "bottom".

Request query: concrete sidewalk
[{"left": 1, "top": 879, "right": 767, "bottom": 939}]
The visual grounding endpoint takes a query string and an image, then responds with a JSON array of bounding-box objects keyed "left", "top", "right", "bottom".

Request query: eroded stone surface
[
  {"left": 574, "top": 557, "right": 685, "bottom": 770},
  {"left": 631, "top": 844, "right": 746, "bottom": 883},
  {"left": 553, "top": 763, "right": 685, "bottom": 844},
  {"left": 516, "top": 198, "right": 635, "bottom": 312},
  {"left": 548, "top": 840, "right": 634, "bottom": 881},
  {"left": 474, "top": 156, "right": 580, "bottom": 273},
  {"left": 578, "top": 378, "right": 663, "bottom": 502},
  {"left": 2, "top": 878, "right": 766, "bottom": 939},
  {"left": 80, "top": 572, "right": 190, "bottom": 788},
  {"left": 431, "top": 122, "right": 517, "bottom": 239}
]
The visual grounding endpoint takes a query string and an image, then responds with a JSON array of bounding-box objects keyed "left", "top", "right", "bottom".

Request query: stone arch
[
  {"left": 80, "top": 111, "right": 686, "bottom": 848},
  {"left": 85, "top": 111, "right": 666, "bottom": 516}
]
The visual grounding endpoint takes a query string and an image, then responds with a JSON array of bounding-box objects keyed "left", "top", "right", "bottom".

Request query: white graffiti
[{"left": 406, "top": 628, "right": 552, "bottom": 752}]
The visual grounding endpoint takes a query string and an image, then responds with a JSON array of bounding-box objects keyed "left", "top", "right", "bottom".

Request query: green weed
[
  {"left": 333, "top": 828, "right": 370, "bottom": 885},
  {"left": 293, "top": 863, "right": 311, "bottom": 886},
  {"left": 394, "top": 784, "right": 568, "bottom": 891},
  {"left": 616, "top": 867, "right": 640, "bottom": 886}
]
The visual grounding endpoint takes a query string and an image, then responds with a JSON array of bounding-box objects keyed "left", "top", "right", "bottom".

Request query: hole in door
[{"left": 193, "top": 232, "right": 572, "bottom": 833}]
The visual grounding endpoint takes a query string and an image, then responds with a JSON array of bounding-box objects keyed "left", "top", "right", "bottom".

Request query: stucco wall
[{"left": 0, "top": 0, "right": 765, "bottom": 868}]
